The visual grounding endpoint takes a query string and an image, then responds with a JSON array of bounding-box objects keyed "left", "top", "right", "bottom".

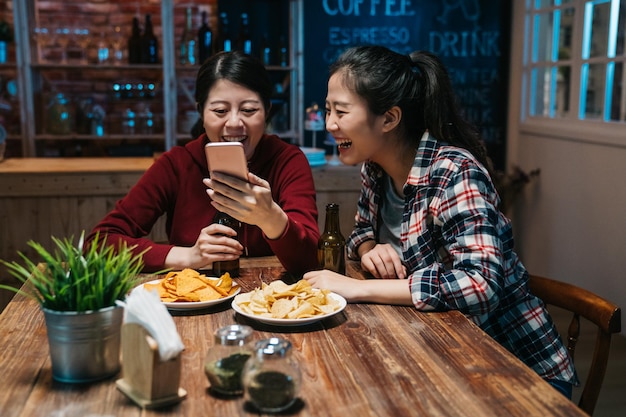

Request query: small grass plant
[{"left": 0, "top": 232, "right": 146, "bottom": 312}]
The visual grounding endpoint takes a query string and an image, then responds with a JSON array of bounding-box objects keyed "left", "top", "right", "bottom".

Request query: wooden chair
[{"left": 528, "top": 274, "right": 622, "bottom": 415}]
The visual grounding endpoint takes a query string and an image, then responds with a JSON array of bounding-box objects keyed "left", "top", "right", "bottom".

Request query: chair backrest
[{"left": 528, "top": 274, "right": 622, "bottom": 415}]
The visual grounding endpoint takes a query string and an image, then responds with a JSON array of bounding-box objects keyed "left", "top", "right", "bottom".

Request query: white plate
[
  {"left": 231, "top": 291, "right": 347, "bottom": 326},
  {"left": 139, "top": 279, "right": 241, "bottom": 311}
]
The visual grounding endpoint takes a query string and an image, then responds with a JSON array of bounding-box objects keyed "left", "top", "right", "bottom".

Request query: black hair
[
  {"left": 329, "top": 45, "right": 493, "bottom": 174},
  {"left": 195, "top": 51, "right": 273, "bottom": 117}
]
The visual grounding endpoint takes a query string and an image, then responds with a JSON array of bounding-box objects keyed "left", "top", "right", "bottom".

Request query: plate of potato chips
[
  {"left": 140, "top": 268, "right": 240, "bottom": 311},
  {"left": 231, "top": 279, "right": 346, "bottom": 326}
]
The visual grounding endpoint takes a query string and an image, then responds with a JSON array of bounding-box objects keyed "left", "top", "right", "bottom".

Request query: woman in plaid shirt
[{"left": 304, "top": 45, "right": 577, "bottom": 397}]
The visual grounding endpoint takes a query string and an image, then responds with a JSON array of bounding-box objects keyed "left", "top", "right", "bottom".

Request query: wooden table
[{"left": 0, "top": 258, "right": 586, "bottom": 417}]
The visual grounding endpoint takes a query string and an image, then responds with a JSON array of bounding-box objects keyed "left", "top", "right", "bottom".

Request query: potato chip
[
  {"left": 234, "top": 279, "right": 341, "bottom": 319},
  {"left": 144, "top": 269, "right": 238, "bottom": 303}
]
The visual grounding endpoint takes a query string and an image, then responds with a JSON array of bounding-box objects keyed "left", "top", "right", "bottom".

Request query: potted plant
[{"left": 0, "top": 231, "right": 145, "bottom": 383}]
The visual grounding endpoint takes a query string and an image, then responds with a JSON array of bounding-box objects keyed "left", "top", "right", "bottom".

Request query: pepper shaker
[
  {"left": 242, "top": 337, "right": 301, "bottom": 412},
  {"left": 204, "top": 324, "right": 253, "bottom": 395}
]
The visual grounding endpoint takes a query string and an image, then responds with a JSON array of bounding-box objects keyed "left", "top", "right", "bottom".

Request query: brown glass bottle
[
  {"left": 140, "top": 14, "right": 159, "bottom": 64},
  {"left": 127, "top": 17, "right": 142, "bottom": 64},
  {"left": 236, "top": 13, "right": 252, "bottom": 55},
  {"left": 318, "top": 203, "right": 346, "bottom": 274},
  {"left": 213, "top": 211, "right": 241, "bottom": 277},
  {"left": 213, "top": 12, "right": 232, "bottom": 54},
  {"left": 197, "top": 10, "right": 213, "bottom": 64},
  {"left": 179, "top": 7, "right": 196, "bottom": 65}
]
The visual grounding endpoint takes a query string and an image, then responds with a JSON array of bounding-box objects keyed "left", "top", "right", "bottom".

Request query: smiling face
[
  {"left": 325, "top": 72, "right": 388, "bottom": 166},
  {"left": 201, "top": 79, "right": 267, "bottom": 160}
]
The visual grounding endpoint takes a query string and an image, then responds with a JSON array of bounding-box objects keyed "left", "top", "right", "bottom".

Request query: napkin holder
[{"left": 116, "top": 323, "right": 187, "bottom": 409}]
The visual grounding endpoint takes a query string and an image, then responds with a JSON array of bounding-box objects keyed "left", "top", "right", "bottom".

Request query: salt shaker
[
  {"left": 242, "top": 337, "right": 301, "bottom": 412},
  {"left": 204, "top": 324, "right": 253, "bottom": 395}
]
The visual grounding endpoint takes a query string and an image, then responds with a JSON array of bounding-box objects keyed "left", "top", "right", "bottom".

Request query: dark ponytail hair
[{"left": 329, "top": 45, "right": 493, "bottom": 174}]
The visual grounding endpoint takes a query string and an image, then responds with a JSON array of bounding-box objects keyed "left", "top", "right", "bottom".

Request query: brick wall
[{"left": 32, "top": 0, "right": 218, "bottom": 44}]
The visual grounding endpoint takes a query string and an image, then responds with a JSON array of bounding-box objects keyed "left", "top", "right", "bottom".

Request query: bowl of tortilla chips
[{"left": 140, "top": 268, "right": 240, "bottom": 311}]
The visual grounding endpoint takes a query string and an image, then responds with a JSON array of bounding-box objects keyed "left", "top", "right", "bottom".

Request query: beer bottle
[
  {"left": 213, "top": 211, "right": 241, "bottom": 277},
  {"left": 140, "top": 14, "right": 159, "bottom": 64},
  {"left": 179, "top": 7, "right": 196, "bottom": 65},
  {"left": 279, "top": 35, "right": 288, "bottom": 67},
  {"left": 318, "top": 203, "right": 346, "bottom": 274},
  {"left": 214, "top": 12, "right": 231, "bottom": 54},
  {"left": 260, "top": 33, "right": 271, "bottom": 66},
  {"left": 197, "top": 10, "right": 213, "bottom": 64},
  {"left": 127, "top": 17, "right": 142, "bottom": 64},
  {"left": 236, "top": 13, "right": 252, "bottom": 55}
]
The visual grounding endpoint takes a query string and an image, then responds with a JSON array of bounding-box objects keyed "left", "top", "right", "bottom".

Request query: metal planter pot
[{"left": 43, "top": 305, "right": 123, "bottom": 383}]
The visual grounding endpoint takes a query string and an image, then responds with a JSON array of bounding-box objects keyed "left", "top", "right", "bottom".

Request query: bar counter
[{"left": 0, "top": 257, "right": 586, "bottom": 417}]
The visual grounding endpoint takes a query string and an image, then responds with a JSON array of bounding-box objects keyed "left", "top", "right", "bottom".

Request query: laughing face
[
  {"left": 201, "top": 79, "right": 267, "bottom": 161},
  {"left": 325, "top": 72, "right": 388, "bottom": 166}
]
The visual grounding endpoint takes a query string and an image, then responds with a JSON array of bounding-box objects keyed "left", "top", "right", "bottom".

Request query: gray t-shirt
[{"left": 378, "top": 174, "right": 404, "bottom": 257}]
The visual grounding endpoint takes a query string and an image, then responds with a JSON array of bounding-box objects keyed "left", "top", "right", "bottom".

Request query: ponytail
[{"left": 408, "top": 51, "right": 494, "bottom": 175}]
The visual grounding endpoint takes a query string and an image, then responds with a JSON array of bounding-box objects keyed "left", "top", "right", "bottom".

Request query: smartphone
[{"left": 204, "top": 142, "right": 249, "bottom": 181}]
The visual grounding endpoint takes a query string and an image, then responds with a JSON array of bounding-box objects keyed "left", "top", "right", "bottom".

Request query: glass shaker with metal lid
[
  {"left": 242, "top": 337, "right": 301, "bottom": 412},
  {"left": 204, "top": 324, "right": 253, "bottom": 395}
]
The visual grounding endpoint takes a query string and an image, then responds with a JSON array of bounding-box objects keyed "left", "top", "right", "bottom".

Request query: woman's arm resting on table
[{"left": 303, "top": 269, "right": 413, "bottom": 305}]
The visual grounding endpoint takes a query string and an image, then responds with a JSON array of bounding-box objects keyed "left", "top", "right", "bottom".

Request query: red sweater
[{"left": 88, "top": 134, "right": 320, "bottom": 274}]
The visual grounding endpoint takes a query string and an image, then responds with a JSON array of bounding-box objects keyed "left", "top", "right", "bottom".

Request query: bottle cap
[
  {"left": 254, "top": 337, "right": 292, "bottom": 358},
  {"left": 214, "top": 324, "right": 253, "bottom": 346}
]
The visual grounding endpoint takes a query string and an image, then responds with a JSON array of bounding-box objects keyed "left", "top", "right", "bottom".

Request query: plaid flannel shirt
[{"left": 346, "top": 132, "right": 576, "bottom": 383}]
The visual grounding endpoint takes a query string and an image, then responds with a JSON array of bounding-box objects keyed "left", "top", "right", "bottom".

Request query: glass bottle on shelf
[
  {"left": 214, "top": 12, "right": 231, "bottom": 54},
  {"left": 197, "top": 10, "right": 213, "bottom": 64},
  {"left": 318, "top": 203, "right": 346, "bottom": 274},
  {"left": 279, "top": 35, "right": 288, "bottom": 67},
  {"left": 46, "top": 93, "right": 73, "bottom": 135},
  {"left": 0, "top": 14, "right": 11, "bottom": 64},
  {"left": 212, "top": 211, "right": 241, "bottom": 277},
  {"left": 128, "top": 17, "right": 142, "bottom": 64},
  {"left": 237, "top": 13, "right": 252, "bottom": 55},
  {"left": 110, "top": 25, "right": 125, "bottom": 64},
  {"left": 139, "top": 105, "right": 154, "bottom": 135},
  {"left": 96, "top": 32, "right": 110, "bottom": 64},
  {"left": 140, "top": 14, "right": 158, "bottom": 64},
  {"left": 179, "top": 7, "right": 196, "bottom": 66},
  {"left": 260, "top": 34, "right": 271, "bottom": 66},
  {"left": 122, "top": 108, "right": 136, "bottom": 135}
]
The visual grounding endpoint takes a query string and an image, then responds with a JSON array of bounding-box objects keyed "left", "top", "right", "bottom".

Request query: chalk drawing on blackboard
[{"left": 437, "top": 0, "right": 481, "bottom": 30}]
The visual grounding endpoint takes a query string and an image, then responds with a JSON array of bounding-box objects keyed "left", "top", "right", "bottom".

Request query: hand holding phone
[{"left": 204, "top": 142, "right": 249, "bottom": 181}]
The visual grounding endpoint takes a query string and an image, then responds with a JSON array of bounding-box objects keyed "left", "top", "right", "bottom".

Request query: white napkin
[{"left": 117, "top": 287, "right": 185, "bottom": 361}]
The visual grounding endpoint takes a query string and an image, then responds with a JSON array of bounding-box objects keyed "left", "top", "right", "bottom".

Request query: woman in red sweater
[{"left": 88, "top": 51, "right": 319, "bottom": 274}]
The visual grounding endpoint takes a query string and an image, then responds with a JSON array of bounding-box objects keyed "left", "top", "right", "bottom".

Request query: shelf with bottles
[
  {"left": 31, "top": 64, "right": 163, "bottom": 138},
  {"left": 172, "top": 2, "right": 289, "bottom": 67},
  {"left": 173, "top": 1, "right": 298, "bottom": 143},
  {"left": 11, "top": 0, "right": 301, "bottom": 157}
]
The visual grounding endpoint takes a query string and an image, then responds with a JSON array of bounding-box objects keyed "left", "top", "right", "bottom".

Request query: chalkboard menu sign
[{"left": 303, "top": 0, "right": 511, "bottom": 169}]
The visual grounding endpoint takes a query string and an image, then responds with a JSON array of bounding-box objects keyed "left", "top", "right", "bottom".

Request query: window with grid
[{"left": 523, "top": 0, "right": 626, "bottom": 124}]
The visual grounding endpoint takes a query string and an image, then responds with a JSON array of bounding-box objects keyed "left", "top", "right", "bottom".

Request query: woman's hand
[
  {"left": 164, "top": 223, "right": 243, "bottom": 270},
  {"left": 303, "top": 269, "right": 363, "bottom": 302},
  {"left": 204, "top": 172, "right": 288, "bottom": 239},
  {"left": 360, "top": 243, "right": 407, "bottom": 279}
]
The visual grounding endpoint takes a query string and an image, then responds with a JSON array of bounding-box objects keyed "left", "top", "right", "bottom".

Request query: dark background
[{"left": 302, "top": 0, "right": 511, "bottom": 170}]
